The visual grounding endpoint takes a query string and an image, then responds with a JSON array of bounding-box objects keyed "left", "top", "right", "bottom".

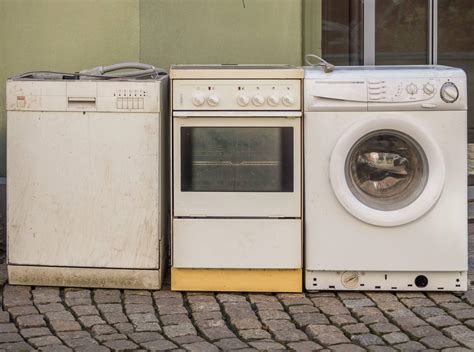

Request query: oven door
[{"left": 173, "top": 112, "right": 301, "bottom": 218}]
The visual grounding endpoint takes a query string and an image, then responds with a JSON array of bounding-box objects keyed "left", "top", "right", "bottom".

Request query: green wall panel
[
  {"left": 0, "top": 0, "right": 140, "bottom": 177},
  {"left": 140, "top": 0, "right": 303, "bottom": 70}
]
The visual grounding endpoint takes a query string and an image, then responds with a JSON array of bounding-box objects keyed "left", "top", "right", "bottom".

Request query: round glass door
[
  {"left": 345, "top": 130, "right": 428, "bottom": 211},
  {"left": 329, "top": 117, "right": 445, "bottom": 227}
]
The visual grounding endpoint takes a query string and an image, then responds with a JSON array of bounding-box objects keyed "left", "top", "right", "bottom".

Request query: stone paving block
[
  {"left": 124, "top": 290, "right": 151, "bottom": 297},
  {"left": 370, "top": 322, "right": 400, "bottom": 334},
  {"left": 8, "top": 305, "right": 38, "bottom": 318},
  {"left": 441, "top": 302, "right": 472, "bottom": 310},
  {"left": 28, "top": 335, "right": 62, "bottom": 347},
  {"left": 71, "top": 305, "right": 99, "bottom": 317},
  {"left": 450, "top": 308, "right": 474, "bottom": 321},
  {"left": 338, "top": 292, "right": 367, "bottom": 300},
  {"left": 248, "top": 339, "right": 286, "bottom": 350},
  {"left": 114, "top": 322, "right": 134, "bottom": 334},
  {"left": 49, "top": 320, "right": 82, "bottom": 333},
  {"left": 97, "top": 303, "right": 122, "bottom": 314},
  {"left": 40, "top": 345, "right": 73, "bottom": 352},
  {"left": 288, "top": 305, "right": 319, "bottom": 314},
  {"left": 172, "top": 335, "right": 204, "bottom": 344},
  {"left": 141, "top": 339, "right": 178, "bottom": 350},
  {"left": 382, "top": 332, "right": 409, "bottom": 345},
  {"left": 393, "top": 341, "right": 426, "bottom": 350},
  {"left": 427, "top": 293, "right": 461, "bottom": 304},
  {"left": 20, "top": 327, "right": 52, "bottom": 339},
  {"left": 412, "top": 306, "right": 446, "bottom": 318},
  {"left": 186, "top": 295, "right": 216, "bottom": 304},
  {"left": 342, "top": 323, "right": 370, "bottom": 335},
  {"left": 102, "top": 312, "right": 128, "bottom": 324},
  {"left": 124, "top": 303, "right": 155, "bottom": 314},
  {"left": 194, "top": 318, "right": 226, "bottom": 329},
  {"left": 163, "top": 323, "right": 197, "bottom": 338},
  {"left": 93, "top": 290, "right": 121, "bottom": 304},
  {"left": 443, "top": 325, "right": 474, "bottom": 349},
  {"left": 90, "top": 324, "right": 117, "bottom": 336},
  {"left": 182, "top": 341, "right": 220, "bottom": 351},
  {"left": 255, "top": 301, "right": 284, "bottom": 310},
  {"left": 420, "top": 335, "right": 459, "bottom": 349},
  {"left": 248, "top": 294, "right": 279, "bottom": 303},
  {"left": 154, "top": 297, "right": 184, "bottom": 307},
  {"left": 157, "top": 305, "right": 188, "bottom": 315},
  {"left": 329, "top": 314, "right": 357, "bottom": 327},
  {"left": 200, "top": 327, "right": 235, "bottom": 341},
  {"left": 257, "top": 309, "right": 290, "bottom": 321},
  {"left": 272, "top": 328, "right": 308, "bottom": 342},
  {"left": 305, "top": 324, "right": 350, "bottom": 345},
  {"left": 17, "top": 314, "right": 46, "bottom": 328},
  {"left": 293, "top": 312, "right": 330, "bottom": 328},
  {"left": 0, "top": 323, "right": 17, "bottom": 333},
  {"left": 78, "top": 315, "right": 105, "bottom": 328},
  {"left": 396, "top": 293, "right": 426, "bottom": 299},
  {"left": 73, "top": 345, "right": 109, "bottom": 352},
  {"left": 37, "top": 303, "right": 65, "bottom": 314},
  {"left": 264, "top": 319, "right": 295, "bottom": 331},
  {"left": 367, "top": 346, "right": 397, "bottom": 352},
  {"left": 160, "top": 314, "right": 191, "bottom": 326},
  {"left": 231, "top": 318, "right": 262, "bottom": 330},
  {"left": 330, "top": 344, "right": 366, "bottom": 352},
  {"left": 280, "top": 297, "right": 313, "bottom": 306},
  {"left": 215, "top": 293, "right": 247, "bottom": 303},
  {"left": 0, "top": 311, "right": 10, "bottom": 323},
  {"left": 152, "top": 290, "right": 182, "bottom": 300},
  {"left": 123, "top": 295, "right": 153, "bottom": 305},
  {"left": 0, "top": 332, "right": 24, "bottom": 343},
  {"left": 391, "top": 315, "right": 427, "bottom": 329},
  {"left": 239, "top": 328, "right": 271, "bottom": 340},
  {"left": 351, "top": 333, "right": 385, "bottom": 346},
  {"left": 190, "top": 302, "right": 221, "bottom": 313},
  {"left": 407, "top": 325, "right": 443, "bottom": 339},
  {"left": 0, "top": 341, "right": 33, "bottom": 351},
  {"left": 128, "top": 331, "right": 164, "bottom": 343},
  {"left": 192, "top": 311, "right": 222, "bottom": 322},
  {"left": 214, "top": 337, "right": 248, "bottom": 350},
  {"left": 318, "top": 303, "right": 351, "bottom": 316},
  {"left": 401, "top": 298, "right": 435, "bottom": 308},
  {"left": 287, "top": 340, "right": 323, "bottom": 351},
  {"left": 95, "top": 333, "right": 127, "bottom": 342},
  {"left": 103, "top": 339, "right": 138, "bottom": 350},
  {"left": 45, "top": 311, "right": 75, "bottom": 322},
  {"left": 32, "top": 288, "right": 61, "bottom": 304},
  {"left": 343, "top": 298, "right": 375, "bottom": 308}
]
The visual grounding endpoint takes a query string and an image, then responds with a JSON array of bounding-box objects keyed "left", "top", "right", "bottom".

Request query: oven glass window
[{"left": 181, "top": 127, "right": 294, "bottom": 192}]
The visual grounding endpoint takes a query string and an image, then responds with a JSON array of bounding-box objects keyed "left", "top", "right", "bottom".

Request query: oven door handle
[{"left": 173, "top": 111, "right": 302, "bottom": 118}]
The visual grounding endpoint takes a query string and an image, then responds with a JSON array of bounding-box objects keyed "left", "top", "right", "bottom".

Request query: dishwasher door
[{"left": 7, "top": 111, "right": 161, "bottom": 269}]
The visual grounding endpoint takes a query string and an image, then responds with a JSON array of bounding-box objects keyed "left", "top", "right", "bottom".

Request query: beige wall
[{"left": 0, "top": 0, "right": 306, "bottom": 177}]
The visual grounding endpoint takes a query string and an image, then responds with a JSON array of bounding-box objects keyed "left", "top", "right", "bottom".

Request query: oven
[{"left": 173, "top": 112, "right": 301, "bottom": 218}]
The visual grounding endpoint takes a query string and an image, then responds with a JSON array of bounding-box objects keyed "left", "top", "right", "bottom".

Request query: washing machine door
[{"left": 330, "top": 117, "right": 445, "bottom": 227}]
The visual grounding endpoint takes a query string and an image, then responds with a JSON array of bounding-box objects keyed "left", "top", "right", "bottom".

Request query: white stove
[{"left": 170, "top": 64, "right": 304, "bottom": 292}]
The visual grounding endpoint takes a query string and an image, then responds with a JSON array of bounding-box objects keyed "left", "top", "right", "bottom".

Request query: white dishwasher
[{"left": 6, "top": 64, "right": 169, "bottom": 289}]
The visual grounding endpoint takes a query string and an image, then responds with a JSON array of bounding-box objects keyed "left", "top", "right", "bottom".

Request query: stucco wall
[{"left": 0, "top": 0, "right": 305, "bottom": 177}]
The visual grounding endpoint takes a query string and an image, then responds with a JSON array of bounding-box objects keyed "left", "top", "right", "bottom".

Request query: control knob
[
  {"left": 252, "top": 95, "right": 265, "bottom": 107},
  {"left": 207, "top": 95, "right": 220, "bottom": 107},
  {"left": 406, "top": 83, "right": 418, "bottom": 95},
  {"left": 282, "top": 95, "right": 295, "bottom": 106},
  {"left": 237, "top": 94, "right": 250, "bottom": 107},
  {"left": 440, "top": 82, "right": 459, "bottom": 103},
  {"left": 192, "top": 93, "right": 205, "bottom": 106},
  {"left": 423, "top": 83, "right": 435, "bottom": 95},
  {"left": 267, "top": 95, "right": 280, "bottom": 106}
]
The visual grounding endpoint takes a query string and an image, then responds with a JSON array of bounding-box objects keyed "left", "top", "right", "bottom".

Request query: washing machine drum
[{"left": 330, "top": 118, "right": 445, "bottom": 227}]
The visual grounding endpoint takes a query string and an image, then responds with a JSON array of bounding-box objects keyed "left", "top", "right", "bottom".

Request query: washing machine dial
[
  {"left": 440, "top": 82, "right": 459, "bottom": 103},
  {"left": 252, "top": 95, "right": 265, "bottom": 107},
  {"left": 282, "top": 94, "right": 295, "bottom": 106},
  {"left": 237, "top": 94, "right": 250, "bottom": 107},
  {"left": 207, "top": 95, "right": 220, "bottom": 107},
  {"left": 406, "top": 83, "right": 418, "bottom": 95},
  {"left": 423, "top": 83, "right": 435, "bottom": 95},
  {"left": 192, "top": 93, "right": 205, "bottom": 106},
  {"left": 267, "top": 95, "right": 280, "bottom": 106}
]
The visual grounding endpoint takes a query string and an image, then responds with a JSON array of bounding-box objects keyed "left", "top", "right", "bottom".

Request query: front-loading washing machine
[{"left": 304, "top": 65, "right": 467, "bottom": 291}]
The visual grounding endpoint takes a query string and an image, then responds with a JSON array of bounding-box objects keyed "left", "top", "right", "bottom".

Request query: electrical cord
[{"left": 304, "top": 54, "right": 335, "bottom": 73}]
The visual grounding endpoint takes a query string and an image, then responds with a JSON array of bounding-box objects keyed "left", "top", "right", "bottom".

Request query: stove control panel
[{"left": 173, "top": 79, "right": 301, "bottom": 110}]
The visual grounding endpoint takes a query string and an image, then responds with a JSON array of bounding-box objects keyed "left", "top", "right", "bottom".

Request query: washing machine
[
  {"left": 304, "top": 65, "right": 468, "bottom": 291},
  {"left": 7, "top": 63, "right": 169, "bottom": 289}
]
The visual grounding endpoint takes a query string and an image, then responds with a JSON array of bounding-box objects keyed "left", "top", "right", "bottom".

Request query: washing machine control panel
[
  {"left": 367, "top": 78, "right": 442, "bottom": 103},
  {"left": 173, "top": 79, "right": 301, "bottom": 110}
]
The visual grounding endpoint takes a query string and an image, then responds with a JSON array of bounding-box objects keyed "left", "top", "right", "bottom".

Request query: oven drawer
[{"left": 173, "top": 218, "right": 302, "bottom": 269}]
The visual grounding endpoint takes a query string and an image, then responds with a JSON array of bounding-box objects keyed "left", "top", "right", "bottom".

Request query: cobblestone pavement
[{"left": 0, "top": 225, "right": 473, "bottom": 351}]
